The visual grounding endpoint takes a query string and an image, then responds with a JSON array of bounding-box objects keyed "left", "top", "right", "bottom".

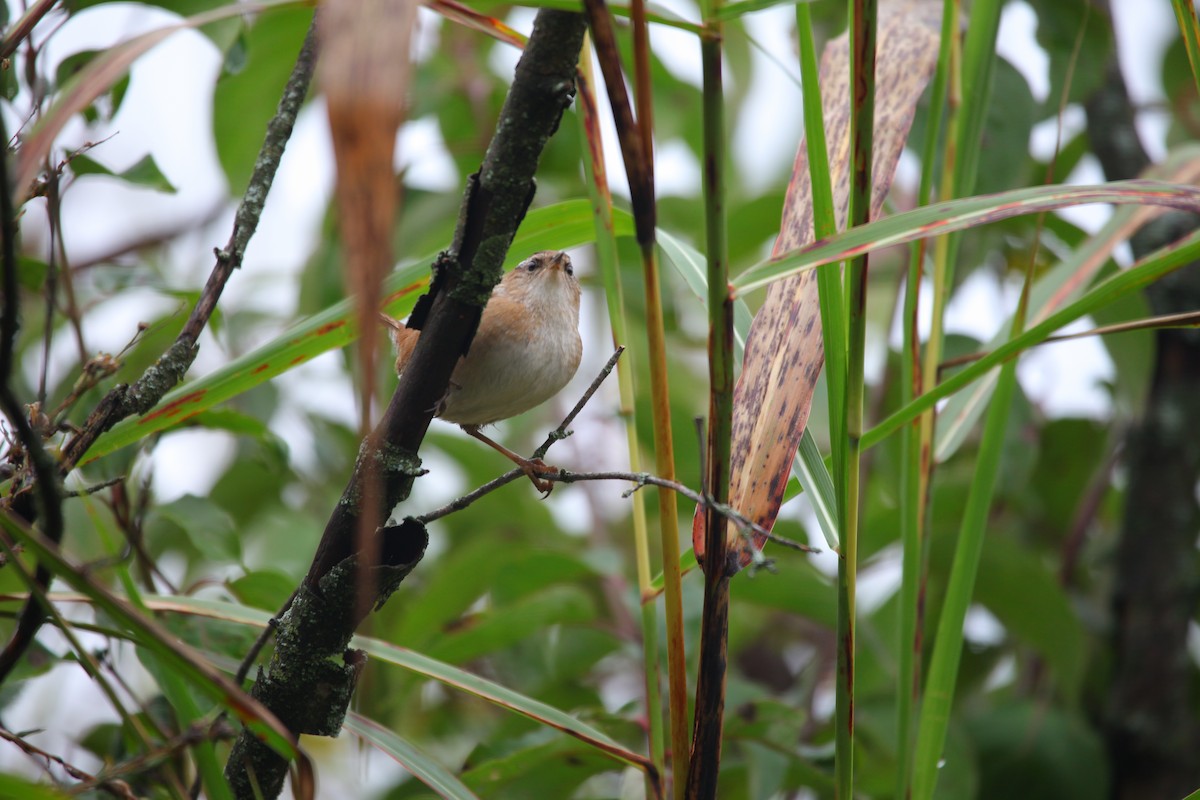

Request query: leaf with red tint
[{"left": 694, "top": 0, "right": 942, "bottom": 570}]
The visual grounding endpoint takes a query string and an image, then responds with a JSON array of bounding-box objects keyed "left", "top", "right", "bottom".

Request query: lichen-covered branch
[
  {"left": 225, "top": 11, "right": 587, "bottom": 799},
  {"left": 0, "top": 17, "right": 320, "bottom": 688}
]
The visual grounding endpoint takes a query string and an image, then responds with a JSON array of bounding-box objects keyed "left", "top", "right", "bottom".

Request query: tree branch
[
  {"left": 1084, "top": 19, "right": 1200, "bottom": 797},
  {"left": 0, "top": 16, "right": 320, "bottom": 689},
  {"left": 225, "top": 11, "right": 588, "bottom": 799},
  {"left": 58, "top": 18, "right": 319, "bottom": 473}
]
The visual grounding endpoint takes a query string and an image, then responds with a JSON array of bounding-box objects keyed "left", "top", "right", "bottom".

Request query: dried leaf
[
  {"left": 695, "top": 0, "right": 942, "bottom": 569},
  {"left": 320, "top": 0, "right": 418, "bottom": 430}
]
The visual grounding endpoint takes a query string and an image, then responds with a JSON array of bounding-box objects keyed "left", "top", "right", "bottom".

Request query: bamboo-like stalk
[
  {"left": 911, "top": 210, "right": 1038, "bottom": 799},
  {"left": 836, "top": 2, "right": 877, "bottom": 797},
  {"left": 685, "top": 0, "right": 732, "bottom": 791},
  {"left": 580, "top": 0, "right": 690, "bottom": 788},
  {"left": 575, "top": 45, "right": 666, "bottom": 793},
  {"left": 642, "top": 242, "right": 688, "bottom": 800},
  {"left": 620, "top": 0, "right": 690, "bottom": 790},
  {"left": 895, "top": 2, "right": 957, "bottom": 794},
  {"left": 1171, "top": 0, "right": 1200, "bottom": 100}
]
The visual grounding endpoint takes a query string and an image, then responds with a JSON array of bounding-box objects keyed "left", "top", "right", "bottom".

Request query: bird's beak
[{"left": 550, "top": 252, "right": 571, "bottom": 272}]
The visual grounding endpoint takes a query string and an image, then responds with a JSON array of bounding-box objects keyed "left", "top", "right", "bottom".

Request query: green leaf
[
  {"left": 154, "top": 494, "right": 239, "bottom": 562},
  {"left": 0, "top": 774, "right": 72, "bottom": 800},
  {"left": 136, "top": 594, "right": 654, "bottom": 775},
  {"left": 426, "top": 585, "right": 597, "bottom": 665},
  {"left": 974, "top": 58, "right": 1035, "bottom": 195},
  {"left": 974, "top": 535, "right": 1087, "bottom": 700},
  {"left": 212, "top": 6, "right": 312, "bottom": 193},
  {"left": 733, "top": 180, "right": 1200, "bottom": 294},
  {"left": 1027, "top": 0, "right": 1112, "bottom": 111},
  {"left": 16, "top": 256, "right": 47, "bottom": 292},
  {"left": 71, "top": 153, "right": 178, "bottom": 193},
  {"left": 459, "top": 737, "right": 617, "bottom": 798},
  {"left": 345, "top": 713, "right": 481, "bottom": 800},
  {"left": 55, "top": 49, "right": 102, "bottom": 89},
  {"left": 966, "top": 703, "right": 1107, "bottom": 800},
  {"left": 226, "top": 570, "right": 295, "bottom": 612}
]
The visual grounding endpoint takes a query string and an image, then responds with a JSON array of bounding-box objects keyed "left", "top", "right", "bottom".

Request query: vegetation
[{"left": 0, "top": 0, "right": 1198, "bottom": 798}]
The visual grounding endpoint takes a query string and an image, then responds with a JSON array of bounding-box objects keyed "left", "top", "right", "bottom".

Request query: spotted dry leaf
[{"left": 694, "top": 0, "right": 943, "bottom": 570}]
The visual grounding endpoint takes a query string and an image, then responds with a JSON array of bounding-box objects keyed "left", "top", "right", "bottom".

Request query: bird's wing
[{"left": 387, "top": 321, "right": 420, "bottom": 374}]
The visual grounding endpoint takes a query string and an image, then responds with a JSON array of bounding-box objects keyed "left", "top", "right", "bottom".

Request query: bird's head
[{"left": 501, "top": 251, "right": 581, "bottom": 313}]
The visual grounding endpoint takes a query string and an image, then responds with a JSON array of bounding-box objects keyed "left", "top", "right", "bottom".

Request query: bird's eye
[
  {"left": 565, "top": 263, "right": 574, "bottom": 276},
  {"left": 524, "top": 258, "right": 540, "bottom": 272}
]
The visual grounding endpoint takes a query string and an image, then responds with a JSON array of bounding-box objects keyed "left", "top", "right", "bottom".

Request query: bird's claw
[{"left": 520, "top": 457, "right": 555, "bottom": 497}]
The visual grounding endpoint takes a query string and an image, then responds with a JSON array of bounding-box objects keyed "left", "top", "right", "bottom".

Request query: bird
[{"left": 383, "top": 250, "right": 583, "bottom": 493}]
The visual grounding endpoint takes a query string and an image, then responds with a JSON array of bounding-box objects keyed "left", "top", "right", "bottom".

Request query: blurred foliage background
[{"left": 0, "top": 0, "right": 1197, "bottom": 798}]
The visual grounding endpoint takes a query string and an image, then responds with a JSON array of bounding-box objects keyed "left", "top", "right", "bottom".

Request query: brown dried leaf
[
  {"left": 321, "top": 0, "right": 418, "bottom": 429},
  {"left": 694, "top": 0, "right": 943, "bottom": 570}
]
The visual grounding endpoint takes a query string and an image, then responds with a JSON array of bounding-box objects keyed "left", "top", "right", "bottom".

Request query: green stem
[
  {"left": 896, "top": 3, "right": 955, "bottom": 793},
  {"left": 837, "top": 2, "right": 877, "bottom": 798},
  {"left": 575, "top": 46, "right": 666, "bottom": 794},
  {"left": 796, "top": 2, "right": 846, "bottom": 493},
  {"left": 642, "top": 241, "right": 689, "bottom": 799},
  {"left": 910, "top": 361, "right": 1019, "bottom": 800}
]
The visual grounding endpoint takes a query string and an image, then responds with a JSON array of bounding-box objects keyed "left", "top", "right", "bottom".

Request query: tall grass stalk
[
  {"left": 896, "top": 1, "right": 957, "bottom": 793},
  {"left": 575, "top": 43, "right": 666, "bottom": 792},
  {"left": 684, "top": 0, "right": 732, "bottom": 790},
  {"left": 836, "top": 1, "right": 877, "bottom": 796},
  {"left": 909, "top": 206, "right": 1040, "bottom": 797}
]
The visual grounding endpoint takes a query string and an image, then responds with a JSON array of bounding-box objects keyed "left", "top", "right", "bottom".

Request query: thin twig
[
  {"left": 234, "top": 589, "right": 298, "bottom": 686},
  {"left": 63, "top": 475, "right": 124, "bottom": 498},
  {"left": 415, "top": 345, "right": 816, "bottom": 557},
  {"left": 57, "top": 20, "right": 319, "bottom": 473},
  {"left": 0, "top": 66, "right": 66, "bottom": 686},
  {"left": 533, "top": 345, "right": 624, "bottom": 459},
  {"left": 0, "top": 725, "right": 101, "bottom": 784},
  {"left": 418, "top": 467, "right": 817, "bottom": 554}
]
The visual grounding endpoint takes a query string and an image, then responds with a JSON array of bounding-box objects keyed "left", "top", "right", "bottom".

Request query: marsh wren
[{"left": 384, "top": 250, "right": 583, "bottom": 492}]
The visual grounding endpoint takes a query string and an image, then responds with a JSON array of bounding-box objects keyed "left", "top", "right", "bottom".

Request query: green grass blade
[
  {"left": 864, "top": 225, "right": 1200, "bottom": 450},
  {"left": 910, "top": 357, "right": 1020, "bottom": 800},
  {"left": 345, "top": 713, "right": 481, "bottom": 799},
  {"left": 123, "top": 595, "right": 656, "bottom": 775},
  {"left": 1171, "top": 0, "right": 1200, "bottom": 105},
  {"left": 792, "top": 428, "right": 838, "bottom": 549},
  {"left": 0, "top": 527, "right": 299, "bottom": 761},
  {"left": 732, "top": 181, "right": 1200, "bottom": 294}
]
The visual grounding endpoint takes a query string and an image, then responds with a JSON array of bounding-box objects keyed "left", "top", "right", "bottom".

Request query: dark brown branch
[
  {"left": 0, "top": 66, "right": 65, "bottom": 685},
  {"left": 1084, "top": 21, "right": 1200, "bottom": 798},
  {"left": 581, "top": 0, "right": 655, "bottom": 246},
  {"left": 226, "top": 11, "right": 588, "bottom": 799}
]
